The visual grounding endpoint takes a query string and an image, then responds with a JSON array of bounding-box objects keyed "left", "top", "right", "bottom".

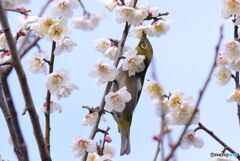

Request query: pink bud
[
  {"left": 104, "top": 136, "right": 112, "bottom": 143},
  {"left": 152, "top": 135, "right": 160, "bottom": 141}
]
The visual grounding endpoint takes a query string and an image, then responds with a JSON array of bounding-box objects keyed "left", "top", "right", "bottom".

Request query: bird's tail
[{"left": 120, "top": 126, "right": 131, "bottom": 155}]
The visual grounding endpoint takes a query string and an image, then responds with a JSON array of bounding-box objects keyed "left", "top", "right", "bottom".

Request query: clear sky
[{"left": 0, "top": 0, "right": 240, "bottom": 161}]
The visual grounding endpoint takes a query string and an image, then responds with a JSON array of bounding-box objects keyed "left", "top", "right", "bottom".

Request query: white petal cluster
[
  {"left": 180, "top": 129, "right": 204, "bottom": 149},
  {"left": 104, "top": 86, "right": 132, "bottom": 112},
  {"left": 90, "top": 60, "right": 118, "bottom": 85},
  {"left": 215, "top": 66, "right": 231, "bottom": 86},
  {"left": 221, "top": 0, "right": 240, "bottom": 19},
  {"left": 227, "top": 88, "right": 240, "bottom": 104},
  {"left": 87, "top": 153, "right": 100, "bottom": 161},
  {"left": 55, "top": 37, "right": 77, "bottom": 55},
  {"left": 103, "top": 143, "right": 115, "bottom": 157},
  {"left": 73, "top": 14, "right": 101, "bottom": 31},
  {"left": 0, "top": 33, "right": 9, "bottom": 50},
  {"left": 26, "top": 52, "right": 48, "bottom": 74},
  {"left": 20, "top": 16, "right": 39, "bottom": 30},
  {"left": 71, "top": 137, "right": 97, "bottom": 158},
  {"left": 121, "top": 50, "right": 145, "bottom": 76},
  {"left": 93, "top": 38, "right": 123, "bottom": 60},
  {"left": 40, "top": 101, "right": 62, "bottom": 114},
  {"left": 46, "top": 69, "right": 77, "bottom": 99},
  {"left": 50, "top": 0, "right": 79, "bottom": 18},
  {"left": 30, "top": 17, "right": 68, "bottom": 41},
  {"left": 146, "top": 80, "right": 164, "bottom": 98},
  {"left": 130, "top": 19, "right": 171, "bottom": 38},
  {"left": 100, "top": 0, "right": 118, "bottom": 12},
  {"left": 2, "top": 0, "right": 28, "bottom": 9}
]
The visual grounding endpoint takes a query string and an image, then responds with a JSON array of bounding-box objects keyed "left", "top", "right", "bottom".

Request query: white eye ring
[{"left": 141, "top": 43, "right": 147, "bottom": 49}]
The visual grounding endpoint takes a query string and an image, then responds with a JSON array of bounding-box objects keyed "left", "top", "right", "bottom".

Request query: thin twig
[
  {"left": 0, "top": 4, "right": 51, "bottom": 161},
  {"left": 77, "top": 0, "right": 89, "bottom": 15},
  {"left": 195, "top": 122, "right": 240, "bottom": 160},
  {"left": 2, "top": 77, "right": 29, "bottom": 161},
  {"left": 45, "top": 41, "right": 56, "bottom": 153},
  {"left": 100, "top": 127, "right": 110, "bottom": 155},
  {"left": 164, "top": 26, "right": 224, "bottom": 161}
]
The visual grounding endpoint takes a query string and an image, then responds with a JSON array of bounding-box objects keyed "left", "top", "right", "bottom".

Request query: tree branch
[
  {"left": 2, "top": 77, "right": 29, "bottom": 161},
  {"left": 164, "top": 26, "right": 224, "bottom": 161},
  {"left": 196, "top": 122, "right": 240, "bottom": 160},
  {"left": 45, "top": 41, "right": 56, "bottom": 153},
  {"left": 0, "top": 3, "right": 51, "bottom": 161}
]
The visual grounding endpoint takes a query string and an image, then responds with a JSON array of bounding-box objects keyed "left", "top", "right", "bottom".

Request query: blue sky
[{"left": 0, "top": 0, "right": 240, "bottom": 161}]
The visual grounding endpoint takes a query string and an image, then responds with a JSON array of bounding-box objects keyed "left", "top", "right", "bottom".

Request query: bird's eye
[{"left": 141, "top": 43, "right": 147, "bottom": 49}]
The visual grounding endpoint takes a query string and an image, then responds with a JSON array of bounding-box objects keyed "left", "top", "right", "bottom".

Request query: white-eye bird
[{"left": 110, "top": 32, "right": 153, "bottom": 155}]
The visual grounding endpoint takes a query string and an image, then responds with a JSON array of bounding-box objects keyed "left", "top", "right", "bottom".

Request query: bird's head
[{"left": 135, "top": 32, "right": 153, "bottom": 68}]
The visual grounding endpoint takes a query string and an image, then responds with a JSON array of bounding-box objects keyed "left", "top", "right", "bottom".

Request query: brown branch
[
  {"left": 45, "top": 41, "right": 56, "bottom": 153},
  {"left": 0, "top": 3, "right": 51, "bottom": 161},
  {"left": 195, "top": 122, "right": 240, "bottom": 160},
  {"left": 164, "top": 26, "right": 224, "bottom": 161},
  {"left": 100, "top": 127, "right": 110, "bottom": 155},
  {"left": 2, "top": 77, "right": 29, "bottom": 161},
  {"left": 0, "top": 70, "right": 27, "bottom": 161}
]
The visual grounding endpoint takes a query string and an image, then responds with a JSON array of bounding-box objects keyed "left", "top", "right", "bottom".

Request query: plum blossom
[
  {"left": 103, "top": 143, "right": 115, "bottom": 157},
  {"left": 227, "top": 88, "right": 240, "bottom": 104},
  {"left": 130, "top": 25, "right": 153, "bottom": 38},
  {"left": 114, "top": 5, "right": 135, "bottom": 24},
  {"left": 90, "top": 60, "right": 118, "bottom": 85},
  {"left": 26, "top": 52, "right": 48, "bottom": 74},
  {"left": 87, "top": 153, "right": 100, "bottom": 161},
  {"left": 73, "top": 14, "right": 101, "bottom": 31},
  {"left": 104, "top": 86, "right": 132, "bottom": 112},
  {"left": 71, "top": 137, "right": 97, "bottom": 158},
  {"left": 221, "top": 0, "right": 240, "bottom": 18},
  {"left": 180, "top": 129, "right": 204, "bottom": 149},
  {"left": 167, "top": 92, "right": 184, "bottom": 110},
  {"left": 93, "top": 38, "right": 112, "bottom": 53},
  {"left": 100, "top": 0, "right": 118, "bottom": 12},
  {"left": 0, "top": 51, "right": 11, "bottom": 64},
  {"left": 146, "top": 80, "right": 164, "bottom": 98},
  {"left": 55, "top": 37, "right": 77, "bottom": 55},
  {"left": 20, "top": 16, "right": 39, "bottom": 30},
  {"left": 40, "top": 101, "right": 62, "bottom": 114},
  {"left": 47, "top": 19, "right": 68, "bottom": 41},
  {"left": 150, "top": 19, "right": 171, "bottom": 37},
  {"left": 222, "top": 40, "right": 240, "bottom": 64},
  {"left": 0, "top": 33, "right": 9, "bottom": 50},
  {"left": 50, "top": 0, "right": 79, "bottom": 18},
  {"left": 121, "top": 50, "right": 145, "bottom": 76},
  {"left": 215, "top": 66, "right": 231, "bottom": 86},
  {"left": 97, "top": 154, "right": 115, "bottom": 161},
  {"left": 56, "top": 82, "right": 78, "bottom": 99}
]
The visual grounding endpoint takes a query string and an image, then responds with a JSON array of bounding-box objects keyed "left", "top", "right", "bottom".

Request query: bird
[{"left": 110, "top": 32, "right": 153, "bottom": 155}]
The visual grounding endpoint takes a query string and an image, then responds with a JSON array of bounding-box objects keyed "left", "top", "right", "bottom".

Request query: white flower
[
  {"left": 47, "top": 19, "right": 68, "bottom": 41},
  {"left": 217, "top": 53, "right": 229, "bottom": 66},
  {"left": 146, "top": 81, "right": 164, "bottom": 98},
  {"left": 104, "top": 86, "right": 132, "bottom": 112},
  {"left": 114, "top": 5, "right": 135, "bottom": 24},
  {"left": 221, "top": 0, "right": 240, "bottom": 19},
  {"left": 104, "top": 46, "right": 119, "bottom": 60},
  {"left": 90, "top": 60, "right": 118, "bottom": 85},
  {"left": 130, "top": 25, "right": 153, "bottom": 38},
  {"left": 82, "top": 111, "right": 105, "bottom": 126},
  {"left": 71, "top": 137, "right": 97, "bottom": 158},
  {"left": 51, "top": 0, "right": 79, "bottom": 18},
  {"left": 56, "top": 82, "right": 78, "bottom": 99},
  {"left": 73, "top": 14, "right": 101, "bottom": 31},
  {"left": 103, "top": 143, "right": 115, "bottom": 157},
  {"left": 87, "top": 153, "right": 100, "bottom": 161},
  {"left": 227, "top": 89, "right": 240, "bottom": 104},
  {"left": 230, "top": 58, "right": 240, "bottom": 71},
  {"left": 166, "top": 103, "right": 200, "bottom": 125},
  {"left": 180, "top": 129, "right": 204, "bottom": 149},
  {"left": 97, "top": 154, "right": 114, "bottom": 161},
  {"left": 121, "top": 50, "right": 145, "bottom": 76},
  {"left": 0, "top": 51, "right": 11, "bottom": 64},
  {"left": 215, "top": 66, "right": 231, "bottom": 86},
  {"left": 0, "top": 33, "right": 9, "bottom": 50},
  {"left": 100, "top": 0, "right": 118, "bottom": 12},
  {"left": 55, "top": 37, "right": 77, "bottom": 55},
  {"left": 20, "top": 16, "right": 39, "bottom": 30},
  {"left": 153, "top": 97, "right": 169, "bottom": 116},
  {"left": 223, "top": 40, "right": 240, "bottom": 63},
  {"left": 132, "top": 5, "right": 149, "bottom": 26},
  {"left": 26, "top": 52, "right": 48, "bottom": 74},
  {"left": 46, "top": 69, "right": 70, "bottom": 94},
  {"left": 93, "top": 38, "right": 112, "bottom": 53},
  {"left": 167, "top": 92, "right": 184, "bottom": 110},
  {"left": 150, "top": 19, "right": 171, "bottom": 37},
  {"left": 40, "top": 101, "right": 62, "bottom": 113}
]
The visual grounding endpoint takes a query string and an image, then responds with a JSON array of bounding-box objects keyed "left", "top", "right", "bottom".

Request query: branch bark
[
  {"left": 45, "top": 41, "right": 56, "bottom": 152},
  {"left": 2, "top": 77, "right": 29, "bottom": 161},
  {"left": 0, "top": 3, "right": 51, "bottom": 161}
]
